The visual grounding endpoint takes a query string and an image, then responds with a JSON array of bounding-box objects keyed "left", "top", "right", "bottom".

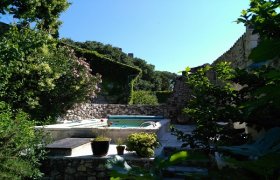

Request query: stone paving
[{"left": 155, "top": 124, "right": 195, "bottom": 155}]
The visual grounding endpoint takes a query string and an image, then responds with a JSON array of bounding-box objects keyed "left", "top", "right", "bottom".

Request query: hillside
[{"left": 61, "top": 39, "right": 177, "bottom": 93}]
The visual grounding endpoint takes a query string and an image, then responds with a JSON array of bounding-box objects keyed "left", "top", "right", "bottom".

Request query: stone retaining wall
[
  {"left": 42, "top": 157, "right": 153, "bottom": 180},
  {"left": 213, "top": 27, "right": 259, "bottom": 68},
  {"left": 62, "top": 104, "right": 167, "bottom": 121},
  {"left": 166, "top": 75, "right": 191, "bottom": 123}
]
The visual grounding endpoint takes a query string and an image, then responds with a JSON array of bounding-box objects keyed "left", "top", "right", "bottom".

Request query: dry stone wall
[
  {"left": 42, "top": 157, "right": 153, "bottom": 179},
  {"left": 62, "top": 103, "right": 167, "bottom": 120},
  {"left": 166, "top": 75, "right": 191, "bottom": 123},
  {"left": 164, "top": 28, "right": 260, "bottom": 123},
  {"left": 214, "top": 27, "right": 259, "bottom": 68}
]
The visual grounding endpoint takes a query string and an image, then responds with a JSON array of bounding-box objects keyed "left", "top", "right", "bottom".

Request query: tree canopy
[
  {"left": 61, "top": 39, "right": 177, "bottom": 93},
  {"left": 0, "top": 0, "right": 70, "bottom": 37}
]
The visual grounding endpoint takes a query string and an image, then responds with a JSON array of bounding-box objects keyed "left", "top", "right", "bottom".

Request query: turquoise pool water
[{"left": 108, "top": 119, "right": 153, "bottom": 128}]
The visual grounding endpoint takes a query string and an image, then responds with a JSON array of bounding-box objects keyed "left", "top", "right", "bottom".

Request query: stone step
[{"left": 46, "top": 138, "right": 92, "bottom": 156}]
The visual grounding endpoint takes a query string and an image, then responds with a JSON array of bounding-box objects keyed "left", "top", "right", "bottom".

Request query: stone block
[{"left": 46, "top": 138, "right": 92, "bottom": 156}]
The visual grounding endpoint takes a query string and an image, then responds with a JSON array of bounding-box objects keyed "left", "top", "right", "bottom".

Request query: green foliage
[
  {"left": 130, "top": 91, "right": 159, "bottom": 105},
  {"left": 133, "top": 62, "right": 177, "bottom": 92},
  {"left": 0, "top": 26, "right": 101, "bottom": 123},
  {"left": 126, "top": 132, "right": 160, "bottom": 157},
  {"left": 92, "top": 136, "right": 111, "bottom": 141},
  {"left": 237, "top": 0, "right": 280, "bottom": 39},
  {"left": 155, "top": 91, "right": 173, "bottom": 104},
  {"left": 61, "top": 39, "right": 177, "bottom": 98},
  {"left": 249, "top": 39, "right": 280, "bottom": 62},
  {"left": 61, "top": 41, "right": 141, "bottom": 104},
  {"left": 222, "top": 153, "right": 280, "bottom": 179},
  {"left": 154, "top": 71, "right": 177, "bottom": 91},
  {"left": 0, "top": 101, "right": 48, "bottom": 179},
  {"left": 61, "top": 39, "right": 135, "bottom": 66},
  {"left": 70, "top": 44, "right": 141, "bottom": 82},
  {"left": 0, "top": 0, "right": 70, "bottom": 37},
  {"left": 233, "top": 67, "right": 280, "bottom": 127},
  {"left": 179, "top": 62, "right": 246, "bottom": 149},
  {"left": 116, "top": 138, "right": 124, "bottom": 146},
  {"left": 172, "top": 64, "right": 280, "bottom": 151},
  {"left": 107, "top": 150, "right": 209, "bottom": 179},
  {"left": 234, "top": 0, "right": 280, "bottom": 127}
]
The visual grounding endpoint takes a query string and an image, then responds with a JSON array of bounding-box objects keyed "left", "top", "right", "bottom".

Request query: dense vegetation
[
  {"left": 130, "top": 91, "right": 159, "bottom": 105},
  {"left": 170, "top": 0, "right": 280, "bottom": 178},
  {"left": 62, "top": 41, "right": 141, "bottom": 104},
  {"left": 0, "top": 0, "right": 70, "bottom": 37},
  {"left": 0, "top": 0, "right": 175, "bottom": 177},
  {"left": 0, "top": 27, "right": 101, "bottom": 123},
  {"left": 0, "top": 0, "right": 101, "bottom": 178},
  {"left": 237, "top": 0, "right": 280, "bottom": 40},
  {"left": 0, "top": 102, "right": 47, "bottom": 179},
  {"left": 61, "top": 39, "right": 177, "bottom": 92},
  {"left": 1, "top": 0, "right": 278, "bottom": 179}
]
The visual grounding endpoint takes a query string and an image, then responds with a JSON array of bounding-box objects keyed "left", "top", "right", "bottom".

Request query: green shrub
[
  {"left": 155, "top": 91, "right": 172, "bottom": 104},
  {"left": 0, "top": 101, "right": 48, "bottom": 179},
  {"left": 126, "top": 132, "right": 160, "bottom": 157},
  {"left": 0, "top": 26, "right": 101, "bottom": 123},
  {"left": 130, "top": 91, "right": 159, "bottom": 105}
]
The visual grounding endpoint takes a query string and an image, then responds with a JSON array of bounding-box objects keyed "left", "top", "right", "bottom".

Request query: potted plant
[
  {"left": 126, "top": 132, "right": 160, "bottom": 157},
  {"left": 116, "top": 138, "right": 125, "bottom": 155},
  {"left": 91, "top": 127, "right": 111, "bottom": 156},
  {"left": 91, "top": 136, "right": 111, "bottom": 156}
]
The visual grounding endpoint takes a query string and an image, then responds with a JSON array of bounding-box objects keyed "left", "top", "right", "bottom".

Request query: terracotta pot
[{"left": 116, "top": 145, "right": 125, "bottom": 155}]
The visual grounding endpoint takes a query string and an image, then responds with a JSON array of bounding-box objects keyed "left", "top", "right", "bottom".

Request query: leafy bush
[
  {"left": 155, "top": 91, "right": 172, "bottom": 104},
  {"left": 234, "top": 67, "right": 280, "bottom": 127},
  {"left": 171, "top": 62, "right": 248, "bottom": 150},
  {"left": 249, "top": 39, "right": 280, "bottom": 63},
  {"left": 130, "top": 91, "right": 159, "bottom": 105},
  {"left": 0, "top": 101, "right": 48, "bottom": 179},
  {"left": 0, "top": 26, "right": 101, "bottom": 123},
  {"left": 237, "top": 0, "right": 280, "bottom": 40},
  {"left": 126, "top": 132, "right": 160, "bottom": 157}
]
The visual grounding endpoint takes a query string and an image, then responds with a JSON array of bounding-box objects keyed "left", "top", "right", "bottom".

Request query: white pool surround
[{"left": 36, "top": 118, "right": 170, "bottom": 143}]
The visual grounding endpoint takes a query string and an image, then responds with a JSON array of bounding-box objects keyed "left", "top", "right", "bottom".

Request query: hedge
[{"left": 155, "top": 91, "right": 172, "bottom": 104}]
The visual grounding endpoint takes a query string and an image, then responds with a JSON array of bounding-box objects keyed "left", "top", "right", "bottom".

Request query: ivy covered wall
[{"left": 61, "top": 42, "right": 141, "bottom": 104}]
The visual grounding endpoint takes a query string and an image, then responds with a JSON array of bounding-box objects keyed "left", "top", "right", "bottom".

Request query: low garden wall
[
  {"left": 62, "top": 103, "right": 168, "bottom": 121},
  {"left": 42, "top": 156, "right": 153, "bottom": 179}
]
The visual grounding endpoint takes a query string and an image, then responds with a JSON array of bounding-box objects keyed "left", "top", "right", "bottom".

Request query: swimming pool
[
  {"left": 107, "top": 115, "right": 164, "bottom": 128},
  {"left": 36, "top": 115, "right": 170, "bottom": 143}
]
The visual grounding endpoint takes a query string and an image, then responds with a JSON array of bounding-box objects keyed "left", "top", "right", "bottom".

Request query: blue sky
[{"left": 61, "top": 1, "right": 248, "bottom": 73}]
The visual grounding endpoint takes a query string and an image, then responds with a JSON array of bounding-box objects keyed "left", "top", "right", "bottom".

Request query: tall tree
[{"left": 0, "top": 0, "right": 70, "bottom": 37}]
